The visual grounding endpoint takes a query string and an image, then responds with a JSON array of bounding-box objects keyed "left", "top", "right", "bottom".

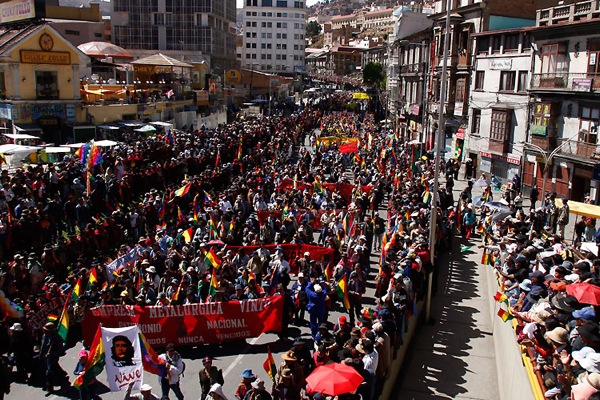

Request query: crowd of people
[
  {"left": 0, "top": 90, "right": 452, "bottom": 400},
  {"left": 466, "top": 174, "right": 600, "bottom": 399}
]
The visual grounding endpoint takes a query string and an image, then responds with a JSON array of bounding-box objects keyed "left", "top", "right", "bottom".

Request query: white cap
[{"left": 140, "top": 384, "right": 152, "bottom": 392}]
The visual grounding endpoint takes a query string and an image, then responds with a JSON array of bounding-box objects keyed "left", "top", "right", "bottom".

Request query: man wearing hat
[
  {"left": 277, "top": 351, "right": 304, "bottom": 394},
  {"left": 235, "top": 369, "right": 256, "bottom": 400},
  {"left": 40, "top": 321, "right": 64, "bottom": 393},
  {"left": 124, "top": 382, "right": 160, "bottom": 400},
  {"left": 199, "top": 356, "right": 224, "bottom": 400},
  {"left": 8, "top": 322, "right": 30, "bottom": 383},
  {"left": 244, "top": 378, "right": 272, "bottom": 400},
  {"left": 272, "top": 368, "right": 300, "bottom": 400}
]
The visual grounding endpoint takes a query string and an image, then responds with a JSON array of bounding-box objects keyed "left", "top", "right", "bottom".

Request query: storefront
[
  {"left": 479, "top": 151, "right": 521, "bottom": 182},
  {"left": 0, "top": 23, "right": 88, "bottom": 143}
]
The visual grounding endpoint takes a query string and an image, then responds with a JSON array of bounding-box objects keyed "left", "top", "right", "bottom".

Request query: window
[
  {"left": 455, "top": 78, "right": 466, "bottom": 102},
  {"left": 35, "top": 71, "right": 59, "bottom": 100},
  {"left": 246, "top": 0, "right": 257, "bottom": 5},
  {"left": 541, "top": 43, "right": 568, "bottom": 74},
  {"left": 492, "top": 36, "right": 501, "bottom": 52},
  {"left": 276, "top": 0, "right": 287, "bottom": 6},
  {"left": 294, "top": 1, "right": 304, "bottom": 8},
  {"left": 499, "top": 71, "right": 516, "bottom": 91},
  {"left": 471, "top": 109, "right": 481, "bottom": 134},
  {"left": 517, "top": 71, "right": 528, "bottom": 92},
  {"left": 504, "top": 34, "right": 519, "bottom": 51},
  {"left": 588, "top": 42, "right": 600, "bottom": 76},
  {"left": 261, "top": 54, "right": 266, "bottom": 59},
  {"left": 474, "top": 71, "right": 485, "bottom": 90},
  {"left": 262, "top": 0, "right": 272, "bottom": 5},
  {"left": 580, "top": 106, "right": 600, "bottom": 143},
  {"left": 65, "top": 29, "right": 80, "bottom": 36},
  {"left": 490, "top": 109, "right": 512, "bottom": 142}
]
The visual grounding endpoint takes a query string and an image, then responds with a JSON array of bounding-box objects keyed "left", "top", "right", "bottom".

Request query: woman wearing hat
[{"left": 235, "top": 369, "right": 256, "bottom": 400}]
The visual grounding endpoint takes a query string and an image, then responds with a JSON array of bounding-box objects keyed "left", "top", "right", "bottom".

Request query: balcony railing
[
  {"left": 530, "top": 73, "right": 600, "bottom": 92},
  {"left": 537, "top": 0, "right": 600, "bottom": 26},
  {"left": 557, "top": 138, "right": 600, "bottom": 160},
  {"left": 400, "top": 63, "right": 425, "bottom": 74}
]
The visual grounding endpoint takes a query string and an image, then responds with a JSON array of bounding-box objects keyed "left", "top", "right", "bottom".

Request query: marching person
[
  {"left": 199, "top": 356, "right": 224, "bottom": 400},
  {"left": 206, "top": 383, "right": 229, "bottom": 400},
  {"left": 40, "top": 322, "right": 64, "bottom": 393},
  {"left": 235, "top": 369, "right": 257, "bottom": 400},
  {"left": 158, "top": 343, "right": 185, "bottom": 400},
  {"left": 124, "top": 382, "right": 160, "bottom": 400}
]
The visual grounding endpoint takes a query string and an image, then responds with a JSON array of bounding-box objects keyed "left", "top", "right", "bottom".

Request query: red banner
[
  {"left": 82, "top": 297, "right": 283, "bottom": 347},
  {"left": 339, "top": 142, "right": 359, "bottom": 154},
  {"left": 228, "top": 243, "right": 335, "bottom": 274},
  {"left": 277, "top": 178, "right": 313, "bottom": 192}
]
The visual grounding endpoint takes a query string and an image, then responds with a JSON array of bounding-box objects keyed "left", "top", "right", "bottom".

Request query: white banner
[{"left": 101, "top": 326, "right": 144, "bottom": 392}]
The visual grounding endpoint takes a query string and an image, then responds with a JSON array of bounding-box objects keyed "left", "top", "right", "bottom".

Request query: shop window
[{"left": 35, "top": 71, "right": 59, "bottom": 100}]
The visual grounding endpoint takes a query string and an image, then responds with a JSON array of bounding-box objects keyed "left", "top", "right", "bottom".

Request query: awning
[
  {"left": 61, "top": 143, "right": 86, "bottom": 149},
  {"left": 95, "top": 140, "right": 119, "bottom": 147},
  {"left": 97, "top": 125, "right": 120, "bottom": 130},
  {"left": 149, "top": 121, "right": 173, "bottom": 127},
  {"left": 556, "top": 198, "right": 600, "bottom": 219},
  {"left": 0, "top": 144, "right": 41, "bottom": 154},
  {"left": 134, "top": 125, "right": 156, "bottom": 133},
  {"left": 14, "top": 123, "right": 42, "bottom": 132},
  {"left": 4, "top": 133, "right": 40, "bottom": 140},
  {"left": 42, "top": 146, "right": 71, "bottom": 154}
]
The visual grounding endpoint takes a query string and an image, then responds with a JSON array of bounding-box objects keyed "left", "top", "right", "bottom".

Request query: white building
[
  {"left": 241, "top": 0, "right": 307, "bottom": 75},
  {"left": 466, "top": 28, "right": 532, "bottom": 181}
]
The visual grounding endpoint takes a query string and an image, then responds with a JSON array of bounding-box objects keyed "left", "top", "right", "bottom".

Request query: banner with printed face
[
  {"left": 84, "top": 297, "right": 283, "bottom": 348},
  {"left": 102, "top": 326, "right": 143, "bottom": 392}
]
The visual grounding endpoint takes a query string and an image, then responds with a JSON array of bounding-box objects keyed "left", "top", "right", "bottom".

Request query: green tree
[
  {"left": 363, "top": 62, "right": 385, "bottom": 88},
  {"left": 306, "top": 21, "right": 322, "bottom": 39}
]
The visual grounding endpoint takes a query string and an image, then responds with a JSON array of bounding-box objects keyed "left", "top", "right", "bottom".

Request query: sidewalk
[{"left": 394, "top": 177, "right": 500, "bottom": 400}]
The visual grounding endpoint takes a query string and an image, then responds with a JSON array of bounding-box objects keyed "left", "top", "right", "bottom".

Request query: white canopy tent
[
  {"left": 0, "top": 144, "right": 42, "bottom": 168},
  {"left": 95, "top": 140, "right": 119, "bottom": 147}
]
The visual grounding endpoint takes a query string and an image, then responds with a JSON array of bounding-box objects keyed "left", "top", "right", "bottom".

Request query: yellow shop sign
[{"left": 20, "top": 50, "right": 71, "bottom": 65}]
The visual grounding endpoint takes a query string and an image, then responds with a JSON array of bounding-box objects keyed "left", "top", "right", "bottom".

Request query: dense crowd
[
  {"left": 0, "top": 91, "right": 451, "bottom": 400},
  {"left": 468, "top": 177, "right": 600, "bottom": 399}
]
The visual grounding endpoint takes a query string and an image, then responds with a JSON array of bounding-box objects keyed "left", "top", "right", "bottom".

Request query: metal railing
[
  {"left": 537, "top": 0, "right": 600, "bottom": 25},
  {"left": 556, "top": 137, "right": 600, "bottom": 159},
  {"left": 400, "top": 63, "right": 425, "bottom": 74},
  {"left": 530, "top": 72, "right": 600, "bottom": 92}
]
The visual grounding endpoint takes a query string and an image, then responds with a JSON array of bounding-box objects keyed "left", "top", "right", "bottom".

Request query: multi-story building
[
  {"left": 359, "top": 8, "right": 395, "bottom": 31},
  {"left": 524, "top": 1, "right": 600, "bottom": 202},
  {"left": 387, "top": 7, "right": 433, "bottom": 139},
  {"left": 240, "top": 0, "right": 307, "bottom": 76},
  {"left": 466, "top": 27, "right": 533, "bottom": 181},
  {"left": 111, "top": 0, "right": 237, "bottom": 70},
  {"left": 428, "top": 0, "right": 551, "bottom": 161}
]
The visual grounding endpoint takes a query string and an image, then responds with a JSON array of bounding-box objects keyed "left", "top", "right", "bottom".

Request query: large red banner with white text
[{"left": 82, "top": 297, "right": 283, "bottom": 348}]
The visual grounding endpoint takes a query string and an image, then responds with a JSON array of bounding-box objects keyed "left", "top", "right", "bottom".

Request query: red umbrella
[
  {"left": 207, "top": 239, "right": 225, "bottom": 245},
  {"left": 566, "top": 282, "right": 600, "bottom": 306},
  {"left": 305, "top": 362, "right": 364, "bottom": 396}
]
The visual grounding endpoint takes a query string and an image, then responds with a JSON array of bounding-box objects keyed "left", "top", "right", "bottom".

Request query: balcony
[
  {"left": 557, "top": 138, "right": 600, "bottom": 160},
  {"left": 530, "top": 135, "right": 556, "bottom": 152},
  {"left": 530, "top": 73, "right": 600, "bottom": 92},
  {"left": 537, "top": 0, "right": 600, "bottom": 26},
  {"left": 400, "top": 63, "right": 425, "bottom": 75}
]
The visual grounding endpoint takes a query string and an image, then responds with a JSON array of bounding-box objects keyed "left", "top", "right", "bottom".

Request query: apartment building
[
  {"left": 466, "top": 28, "right": 532, "bottom": 181},
  {"left": 524, "top": 1, "right": 600, "bottom": 202},
  {"left": 240, "top": 0, "right": 307, "bottom": 75},
  {"left": 111, "top": 0, "right": 237, "bottom": 70}
]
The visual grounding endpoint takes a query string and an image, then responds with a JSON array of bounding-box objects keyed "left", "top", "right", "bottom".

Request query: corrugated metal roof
[{"left": 0, "top": 23, "right": 40, "bottom": 55}]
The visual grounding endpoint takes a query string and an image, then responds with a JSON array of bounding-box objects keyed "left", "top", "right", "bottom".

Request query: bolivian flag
[
  {"left": 182, "top": 227, "right": 194, "bottom": 243},
  {"left": 72, "top": 277, "right": 82, "bottom": 302},
  {"left": 493, "top": 291, "right": 508, "bottom": 303},
  {"left": 314, "top": 177, "right": 323, "bottom": 195},
  {"left": 209, "top": 269, "right": 219, "bottom": 297},
  {"left": 74, "top": 326, "right": 105, "bottom": 389},
  {"left": 87, "top": 267, "right": 98, "bottom": 290},
  {"left": 497, "top": 307, "right": 514, "bottom": 322},
  {"left": 481, "top": 251, "right": 490, "bottom": 265},
  {"left": 174, "top": 182, "right": 192, "bottom": 197},
  {"left": 205, "top": 248, "right": 221, "bottom": 269},
  {"left": 57, "top": 300, "right": 69, "bottom": 342},
  {"left": 335, "top": 276, "right": 351, "bottom": 311},
  {"left": 263, "top": 347, "right": 277, "bottom": 382}
]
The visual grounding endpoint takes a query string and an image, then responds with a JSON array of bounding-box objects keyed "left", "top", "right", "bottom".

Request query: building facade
[
  {"left": 0, "top": 24, "right": 89, "bottom": 143},
  {"left": 111, "top": 0, "right": 237, "bottom": 70},
  {"left": 524, "top": 1, "right": 600, "bottom": 203},
  {"left": 466, "top": 28, "right": 532, "bottom": 181},
  {"left": 240, "top": 0, "right": 307, "bottom": 75}
]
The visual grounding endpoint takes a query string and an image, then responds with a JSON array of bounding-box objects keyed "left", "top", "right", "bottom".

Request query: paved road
[{"left": 7, "top": 137, "right": 386, "bottom": 400}]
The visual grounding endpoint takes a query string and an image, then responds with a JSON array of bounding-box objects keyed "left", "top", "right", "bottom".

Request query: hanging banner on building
[
  {"left": 84, "top": 297, "right": 283, "bottom": 348},
  {"left": 102, "top": 326, "right": 144, "bottom": 392}
]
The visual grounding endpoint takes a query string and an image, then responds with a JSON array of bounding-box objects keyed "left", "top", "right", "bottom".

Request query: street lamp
[
  {"left": 522, "top": 131, "right": 580, "bottom": 201},
  {"left": 426, "top": 0, "right": 451, "bottom": 323}
]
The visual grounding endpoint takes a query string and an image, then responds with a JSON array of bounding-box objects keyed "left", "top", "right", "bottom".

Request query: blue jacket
[{"left": 305, "top": 282, "right": 327, "bottom": 315}]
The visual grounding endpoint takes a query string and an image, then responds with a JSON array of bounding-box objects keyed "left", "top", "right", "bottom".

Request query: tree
[
  {"left": 362, "top": 62, "right": 385, "bottom": 88},
  {"left": 306, "top": 21, "right": 322, "bottom": 39}
]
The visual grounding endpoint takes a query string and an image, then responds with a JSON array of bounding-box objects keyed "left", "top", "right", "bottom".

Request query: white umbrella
[{"left": 472, "top": 178, "right": 490, "bottom": 188}]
